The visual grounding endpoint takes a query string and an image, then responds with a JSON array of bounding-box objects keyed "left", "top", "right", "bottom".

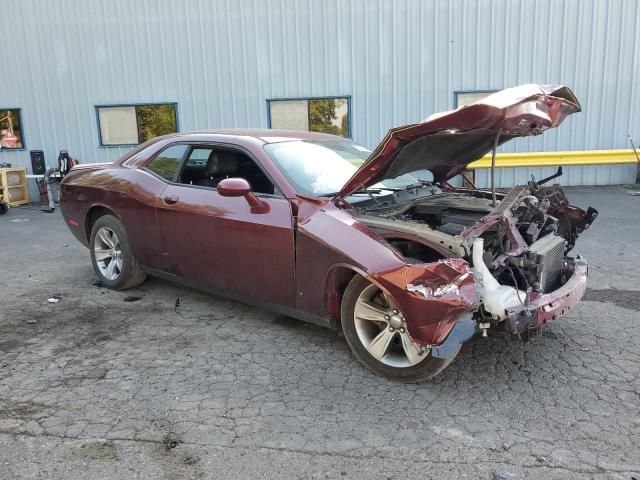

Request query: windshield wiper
[
  {"left": 320, "top": 187, "right": 395, "bottom": 197},
  {"left": 351, "top": 188, "right": 383, "bottom": 194},
  {"left": 402, "top": 180, "right": 433, "bottom": 190}
]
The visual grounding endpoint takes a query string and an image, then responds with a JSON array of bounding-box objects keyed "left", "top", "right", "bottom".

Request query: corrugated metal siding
[
  {"left": 474, "top": 164, "right": 637, "bottom": 188},
  {"left": 1, "top": 0, "right": 639, "bottom": 197}
]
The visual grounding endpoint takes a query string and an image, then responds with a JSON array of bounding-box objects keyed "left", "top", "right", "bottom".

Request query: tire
[
  {"left": 0, "top": 202, "right": 7, "bottom": 215},
  {"left": 341, "top": 275, "right": 460, "bottom": 383},
  {"left": 89, "top": 214, "right": 146, "bottom": 290}
]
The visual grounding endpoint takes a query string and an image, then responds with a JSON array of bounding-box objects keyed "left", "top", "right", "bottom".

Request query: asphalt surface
[{"left": 0, "top": 186, "right": 639, "bottom": 480}]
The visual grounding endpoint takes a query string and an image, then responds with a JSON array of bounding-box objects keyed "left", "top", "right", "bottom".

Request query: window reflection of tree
[
  {"left": 136, "top": 105, "right": 177, "bottom": 143},
  {"left": 309, "top": 99, "right": 349, "bottom": 137}
]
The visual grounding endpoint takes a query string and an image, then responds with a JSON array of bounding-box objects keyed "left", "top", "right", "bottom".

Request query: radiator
[{"left": 529, "top": 234, "right": 567, "bottom": 293}]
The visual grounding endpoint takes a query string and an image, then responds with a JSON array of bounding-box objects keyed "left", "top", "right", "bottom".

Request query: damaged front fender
[{"left": 371, "top": 258, "right": 479, "bottom": 346}]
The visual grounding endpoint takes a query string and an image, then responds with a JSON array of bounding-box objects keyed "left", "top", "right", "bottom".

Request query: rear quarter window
[{"left": 145, "top": 144, "right": 188, "bottom": 181}]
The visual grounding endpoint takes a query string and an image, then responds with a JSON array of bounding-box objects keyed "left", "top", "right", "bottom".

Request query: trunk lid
[{"left": 334, "top": 84, "right": 581, "bottom": 200}]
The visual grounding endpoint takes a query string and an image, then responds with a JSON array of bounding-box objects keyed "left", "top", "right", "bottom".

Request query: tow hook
[{"left": 478, "top": 322, "right": 491, "bottom": 337}]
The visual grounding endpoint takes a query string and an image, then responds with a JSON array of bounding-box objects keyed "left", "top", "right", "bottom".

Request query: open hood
[{"left": 335, "top": 84, "right": 581, "bottom": 200}]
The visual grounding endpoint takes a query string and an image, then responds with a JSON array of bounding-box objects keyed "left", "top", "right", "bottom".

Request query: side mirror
[
  {"left": 217, "top": 177, "right": 264, "bottom": 210},
  {"left": 218, "top": 177, "right": 251, "bottom": 197}
]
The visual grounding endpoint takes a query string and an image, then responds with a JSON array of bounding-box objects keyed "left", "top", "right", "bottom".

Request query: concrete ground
[{"left": 0, "top": 186, "right": 638, "bottom": 480}]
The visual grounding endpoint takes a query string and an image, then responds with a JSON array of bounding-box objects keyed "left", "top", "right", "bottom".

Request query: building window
[
  {"left": 454, "top": 91, "right": 497, "bottom": 108},
  {"left": 268, "top": 97, "right": 350, "bottom": 137},
  {"left": 96, "top": 103, "right": 178, "bottom": 146},
  {"left": 0, "top": 109, "right": 24, "bottom": 150}
]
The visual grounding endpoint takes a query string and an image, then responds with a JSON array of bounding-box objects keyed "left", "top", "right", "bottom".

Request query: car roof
[
  {"left": 185, "top": 128, "right": 343, "bottom": 143},
  {"left": 117, "top": 129, "right": 348, "bottom": 183}
]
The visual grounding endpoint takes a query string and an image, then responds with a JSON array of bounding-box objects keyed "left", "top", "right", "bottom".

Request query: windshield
[{"left": 264, "top": 139, "right": 421, "bottom": 196}]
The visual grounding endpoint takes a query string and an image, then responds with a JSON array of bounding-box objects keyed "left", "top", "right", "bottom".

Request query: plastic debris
[{"left": 47, "top": 293, "right": 63, "bottom": 304}]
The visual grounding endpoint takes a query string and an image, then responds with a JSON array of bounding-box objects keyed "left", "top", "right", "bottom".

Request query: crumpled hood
[{"left": 335, "top": 84, "right": 581, "bottom": 200}]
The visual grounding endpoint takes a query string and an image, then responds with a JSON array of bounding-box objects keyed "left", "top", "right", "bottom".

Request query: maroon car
[{"left": 61, "top": 84, "right": 596, "bottom": 382}]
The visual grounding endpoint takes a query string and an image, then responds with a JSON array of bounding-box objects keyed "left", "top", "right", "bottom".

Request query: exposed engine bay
[{"left": 351, "top": 176, "right": 598, "bottom": 304}]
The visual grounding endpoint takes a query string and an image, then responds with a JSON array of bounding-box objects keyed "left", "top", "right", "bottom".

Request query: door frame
[
  {"left": 142, "top": 140, "right": 287, "bottom": 201},
  {"left": 150, "top": 140, "right": 298, "bottom": 307}
]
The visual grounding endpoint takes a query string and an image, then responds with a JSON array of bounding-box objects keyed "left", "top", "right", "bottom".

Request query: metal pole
[
  {"left": 491, "top": 128, "right": 502, "bottom": 207},
  {"left": 629, "top": 134, "right": 640, "bottom": 184}
]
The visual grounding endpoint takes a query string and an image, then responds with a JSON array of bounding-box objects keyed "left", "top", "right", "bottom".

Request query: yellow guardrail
[{"left": 468, "top": 149, "right": 639, "bottom": 169}]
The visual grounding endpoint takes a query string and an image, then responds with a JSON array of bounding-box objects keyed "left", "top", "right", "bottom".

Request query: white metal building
[{"left": 1, "top": 0, "right": 639, "bottom": 200}]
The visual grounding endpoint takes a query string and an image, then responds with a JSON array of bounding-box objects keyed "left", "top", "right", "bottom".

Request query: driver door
[{"left": 154, "top": 144, "right": 296, "bottom": 308}]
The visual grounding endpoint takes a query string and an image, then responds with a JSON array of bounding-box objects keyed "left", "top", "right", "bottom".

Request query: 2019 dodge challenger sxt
[{"left": 61, "top": 84, "right": 597, "bottom": 382}]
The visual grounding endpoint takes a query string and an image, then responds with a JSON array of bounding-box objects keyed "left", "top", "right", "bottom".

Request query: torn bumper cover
[
  {"left": 428, "top": 259, "right": 587, "bottom": 356},
  {"left": 374, "top": 255, "right": 588, "bottom": 358},
  {"left": 504, "top": 258, "right": 588, "bottom": 334},
  {"left": 431, "top": 313, "right": 476, "bottom": 359},
  {"left": 373, "top": 258, "right": 479, "bottom": 347}
]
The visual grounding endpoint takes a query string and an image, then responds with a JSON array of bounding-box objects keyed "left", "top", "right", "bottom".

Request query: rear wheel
[
  {"left": 341, "top": 275, "right": 460, "bottom": 382},
  {"left": 90, "top": 214, "right": 146, "bottom": 290}
]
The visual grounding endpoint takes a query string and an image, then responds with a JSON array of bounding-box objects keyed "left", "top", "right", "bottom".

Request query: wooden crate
[{"left": 0, "top": 167, "right": 30, "bottom": 206}]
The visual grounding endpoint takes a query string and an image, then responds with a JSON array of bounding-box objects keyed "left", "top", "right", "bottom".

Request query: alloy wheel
[
  {"left": 353, "top": 284, "right": 429, "bottom": 367},
  {"left": 94, "top": 226, "right": 123, "bottom": 281}
]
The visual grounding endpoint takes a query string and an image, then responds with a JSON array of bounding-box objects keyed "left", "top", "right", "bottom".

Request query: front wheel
[
  {"left": 341, "top": 275, "right": 460, "bottom": 383},
  {"left": 90, "top": 214, "right": 146, "bottom": 290}
]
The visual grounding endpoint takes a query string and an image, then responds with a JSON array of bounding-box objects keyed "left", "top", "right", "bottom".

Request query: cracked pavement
[{"left": 0, "top": 186, "right": 639, "bottom": 479}]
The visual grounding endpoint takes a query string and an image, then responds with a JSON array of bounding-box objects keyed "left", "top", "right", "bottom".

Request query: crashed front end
[
  {"left": 358, "top": 181, "right": 597, "bottom": 356},
  {"left": 457, "top": 183, "right": 595, "bottom": 339},
  {"left": 328, "top": 84, "right": 597, "bottom": 358},
  {"left": 331, "top": 84, "right": 601, "bottom": 357}
]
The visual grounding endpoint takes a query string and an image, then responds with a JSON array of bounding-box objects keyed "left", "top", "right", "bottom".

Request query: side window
[
  {"left": 235, "top": 153, "right": 277, "bottom": 195},
  {"left": 146, "top": 144, "right": 188, "bottom": 181},
  {"left": 186, "top": 147, "right": 211, "bottom": 167},
  {"left": 177, "top": 146, "right": 278, "bottom": 196},
  {"left": 179, "top": 147, "right": 214, "bottom": 185}
]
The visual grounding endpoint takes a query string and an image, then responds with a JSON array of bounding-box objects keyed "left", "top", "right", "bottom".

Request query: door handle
[{"left": 163, "top": 194, "right": 179, "bottom": 205}]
